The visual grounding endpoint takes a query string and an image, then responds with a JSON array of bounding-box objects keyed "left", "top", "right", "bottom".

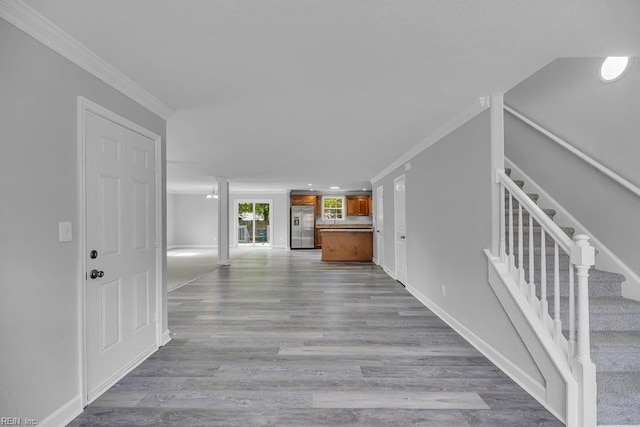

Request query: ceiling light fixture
[
  {"left": 307, "top": 183, "right": 313, "bottom": 186},
  {"left": 330, "top": 186, "right": 340, "bottom": 190},
  {"left": 600, "top": 56, "right": 631, "bottom": 82},
  {"left": 206, "top": 187, "right": 219, "bottom": 199}
]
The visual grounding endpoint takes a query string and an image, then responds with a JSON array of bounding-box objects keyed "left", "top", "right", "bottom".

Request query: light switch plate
[{"left": 59, "top": 222, "right": 72, "bottom": 242}]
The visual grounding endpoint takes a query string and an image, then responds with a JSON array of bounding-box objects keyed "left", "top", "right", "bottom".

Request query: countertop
[
  {"left": 316, "top": 224, "right": 372, "bottom": 229},
  {"left": 320, "top": 228, "right": 373, "bottom": 233}
]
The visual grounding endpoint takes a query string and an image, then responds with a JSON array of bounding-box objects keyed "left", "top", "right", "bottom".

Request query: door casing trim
[
  {"left": 76, "top": 96, "right": 164, "bottom": 407},
  {"left": 393, "top": 174, "right": 407, "bottom": 285}
]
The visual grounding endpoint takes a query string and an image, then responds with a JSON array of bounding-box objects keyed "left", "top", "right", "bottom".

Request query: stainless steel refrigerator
[{"left": 291, "top": 205, "right": 315, "bottom": 249}]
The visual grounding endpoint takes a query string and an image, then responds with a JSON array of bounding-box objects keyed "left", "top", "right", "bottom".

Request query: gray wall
[
  {"left": 171, "top": 194, "right": 218, "bottom": 247},
  {"left": 505, "top": 57, "right": 640, "bottom": 277},
  {"left": 0, "top": 19, "right": 167, "bottom": 422},
  {"left": 373, "top": 111, "right": 544, "bottom": 386}
]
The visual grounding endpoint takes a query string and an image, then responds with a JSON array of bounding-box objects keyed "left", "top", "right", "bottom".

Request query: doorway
[{"left": 236, "top": 200, "right": 272, "bottom": 246}]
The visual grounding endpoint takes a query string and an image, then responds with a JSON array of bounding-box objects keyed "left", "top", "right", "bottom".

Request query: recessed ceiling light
[
  {"left": 600, "top": 56, "right": 630, "bottom": 82},
  {"left": 307, "top": 183, "right": 313, "bottom": 186},
  {"left": 362, "top": 188, "right": 367, "bottom": 191},
  {"left": 330, "top": 186, "right": 340, "bottom": 190}
]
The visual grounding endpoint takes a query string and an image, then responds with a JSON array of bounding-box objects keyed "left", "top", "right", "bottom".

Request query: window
[
  {"left": 322, "top": 196, "right": 345, "bottom": 220},
  {"left": 237, "top": 201, "right": 271, "bottom": 246}
]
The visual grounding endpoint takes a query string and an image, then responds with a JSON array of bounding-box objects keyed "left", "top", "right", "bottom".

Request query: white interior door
[
  {"left": 375, "top": 185, "right": 384, "bottom": 267},
  {"left": 394, "top": 175, "right": 407, "bottom": 284},
  {"left": 85, "top": 110, "right": 157, "bottom": 401}
]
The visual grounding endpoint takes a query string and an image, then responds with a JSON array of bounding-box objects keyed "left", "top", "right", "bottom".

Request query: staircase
[{"left": 504, "top": 168, "right": 640, "bottom": 426}]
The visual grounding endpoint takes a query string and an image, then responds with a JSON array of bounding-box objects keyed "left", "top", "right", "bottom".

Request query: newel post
[
  {"left": 489, "top": 93, "right": 504, "bottom": 256},
  {"left": 570, "top": 234, "right": 597, "bottom": 427}
]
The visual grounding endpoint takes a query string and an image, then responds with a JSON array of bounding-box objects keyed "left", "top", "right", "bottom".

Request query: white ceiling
[{"left": 23, "top": 0, "right": 640, "bottom": 193}]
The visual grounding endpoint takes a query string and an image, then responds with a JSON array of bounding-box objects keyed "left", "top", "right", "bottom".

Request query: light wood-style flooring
[{"left": 69, "top": 249, "right": 562, "bottom": 426}]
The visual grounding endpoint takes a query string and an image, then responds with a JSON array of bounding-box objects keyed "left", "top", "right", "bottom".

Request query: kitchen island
[{"left": 320, "top": 229, "right": 373, "bottom": 262}]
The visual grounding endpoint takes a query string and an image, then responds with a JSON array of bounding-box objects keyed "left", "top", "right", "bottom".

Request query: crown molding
[
  {"left": 0, "top": 0, "right": 173, "bottom": 120},
  {"left": 370, "top": 102, "right": 487, "bottom": 184}
]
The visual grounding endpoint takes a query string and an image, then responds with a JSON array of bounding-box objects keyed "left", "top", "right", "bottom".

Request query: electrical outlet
[{"left": 441, "top": 284, "right": 446, "bottom": 297}]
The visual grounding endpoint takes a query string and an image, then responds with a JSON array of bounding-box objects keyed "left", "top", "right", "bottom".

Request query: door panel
[
  {"left": 132, "top": 181, "right": 149, "bottom": 250},
  {"left": 100, "top": 278, "right": 121, "bottom": 352},
  {"left": 85, "top": 110, "right": 157, "bottom": 401},
  {"left": 99, "top": 174, "right": 121, "bottom": 257},
  {"left": 132, "top": 269, "right": 149, "bottom": 332}
]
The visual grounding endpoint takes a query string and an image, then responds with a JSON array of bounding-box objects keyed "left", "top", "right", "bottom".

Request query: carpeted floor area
[{"left": 167, "top": 246, "right": 270, "bottom": 292}]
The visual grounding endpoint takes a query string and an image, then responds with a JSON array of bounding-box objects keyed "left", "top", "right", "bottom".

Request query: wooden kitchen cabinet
[
  {"left": 346, "top": 195, "right": 371, "bottom": 216},
  {"left": 291, "top": 195, "right": 316, "bottom": 205},
  {"left": 315, "top": 228, "right": 322, "bottom": 247}
]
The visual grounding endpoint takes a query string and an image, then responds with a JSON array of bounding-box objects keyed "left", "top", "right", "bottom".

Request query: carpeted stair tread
[
  {"left": 505, "top": 225, "right": 575, "bottom": 235},
  {"left": 596, "top": 371, "right": 640, "bottom": 425},
  {"left": 505, "top": 192, "right": 539, "bottom": 202},
  {"left": 559, "top": 297, "right": 640, "bottom": 331},
  {"left": 523, "top": 268, "right": 625, "bottom": 284},
  {"left": 591, "top": 330, "right": 640, "bottom": 351},
  {"left": 580, "top": 296, "right": 640, "bottom": 314},
  {"left": 591, "top": 331, "right": 640, "bottom": 372},
  {"left": 505, "top": 208, "right": 556, "bottom": 217}
]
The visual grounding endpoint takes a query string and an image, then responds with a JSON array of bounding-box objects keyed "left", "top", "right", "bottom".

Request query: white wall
[
  {"left": 230, "top": 193, "right": 288, "bottom": 248},
  {"left": 505, "top": 57, "right": 640, "bottom": 278},
  {"left": 166, "top": 192, "right": 288, "bottom": 249},
  {"left": 372, "top": 110, "right": 546, "bottom": 393},
  {"left": 167, "top": 193, "right": 176, "bottom": 247},
  {"left": 171, "top": 194, "right": 218, "bottom": 247},
  {"left": 0, "top": 19, "right": 167, "bottom": 424}
]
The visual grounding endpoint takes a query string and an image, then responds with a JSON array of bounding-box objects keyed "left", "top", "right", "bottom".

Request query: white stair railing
[{"left": 497, "top": 169, "right": 597, "bottom": 427}]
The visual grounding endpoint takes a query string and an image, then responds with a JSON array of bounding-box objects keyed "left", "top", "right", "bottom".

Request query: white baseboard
[
  {"left": 383, "top": 266, "right": 396, "bottom": 280},
  {"left": 162, "top": 329, "right": 172, "bottom": 346},
  {"left": 404, "top": 281, "right": 557, "bottom": 421},
  {"left": 506, "top": 157, "right": 640, "bottom": 302},
  {"left": 38, "top": 394, "right": 83, "bottom": 427}
]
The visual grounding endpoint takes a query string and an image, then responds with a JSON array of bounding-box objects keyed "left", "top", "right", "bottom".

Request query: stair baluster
[
  {"left": 569, "top": 265, "right": 575, "bottom": 357},
  {"left": 508, "top": 193, "right": 515, "bottom": 277},
  {"left": 528, "top": 216, "right": 535, "bottom": 303},
  {"left": 554, "top": 243, "right": 562, "bottom": 345},
  {"left": 500, "top": 184, "right": 506, "bottom": 263},
  {"left": 540, "top": 229, "right": 548, "bottom": 324},
  {"left": 518, "top": 202, "right": 524, "bottom": 290}
]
